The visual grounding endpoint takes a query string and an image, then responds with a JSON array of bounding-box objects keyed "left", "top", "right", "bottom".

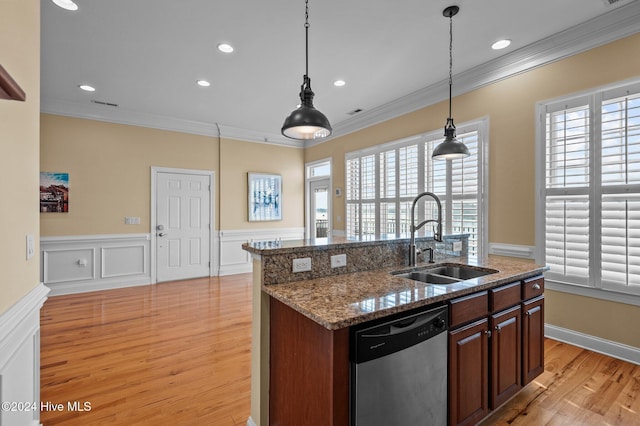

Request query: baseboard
[
  {"left": 0, "top": 283, "right": 49, "bottom": 426},
  {"left": 489, "top": 243, "right": 535, "bottom": 259},
  {"left": 545, "top": 323, "right": 640, "bottom": 365}
]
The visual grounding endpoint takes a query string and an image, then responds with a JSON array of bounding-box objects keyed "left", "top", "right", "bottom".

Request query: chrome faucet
[{"left": 409, "top": 192, "right": 443, "bottom": 266}]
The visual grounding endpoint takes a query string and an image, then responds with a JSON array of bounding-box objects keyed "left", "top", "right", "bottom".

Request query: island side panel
[
  {"left": 269, "top": 298, "right": 349, "bottom": 426},
  {"left": 250, "top": 257, "right": 270, "bottom": 426}
]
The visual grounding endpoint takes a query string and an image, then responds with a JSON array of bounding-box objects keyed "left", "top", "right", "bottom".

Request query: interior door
[
  {"left": 309, "top": 179, "right": 330, "bottom": 238},
  {"left": 156, "top": 171, "right": 211, "bottom": 282}
]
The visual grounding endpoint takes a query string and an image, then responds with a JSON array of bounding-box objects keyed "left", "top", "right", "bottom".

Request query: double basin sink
[{"left": 392, "top": 263, "right": 498, "bottom": 285}]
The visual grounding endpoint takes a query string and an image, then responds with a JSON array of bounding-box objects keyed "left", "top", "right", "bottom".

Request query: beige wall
[
  {"left": 0, "top": 0, "right": 40, "bottom": 314},
  {"left": 40, "top": 115, "right": 220, "bottom": 235},
  {"left": 220, "top": 139, "right": 304, "bottom": 230},
  {"left": 40, "top": 114, "right": 304, "bottom": 236},
  {"left": 306, "top": 33, "right": 640, "bottom": 349}
]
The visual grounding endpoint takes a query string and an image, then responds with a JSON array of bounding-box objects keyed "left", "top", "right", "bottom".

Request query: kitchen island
[{"left": 242, "top": 236, "right": 547, "bottom": 426}]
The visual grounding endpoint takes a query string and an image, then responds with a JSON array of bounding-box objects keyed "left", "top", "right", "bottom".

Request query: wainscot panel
[
  {"left": 41, "top": 234, "right": 150, "bottom": 296},
  {"left": 0, "top": 283, "right": 49, "bottom": 426},
  {"left": 218, "top": 228, "right": 304, "bottom": 276}
]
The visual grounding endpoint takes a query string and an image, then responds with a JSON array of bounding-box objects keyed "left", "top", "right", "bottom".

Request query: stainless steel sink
[
  {"left": 392, "top": 263, "right": 498, "bottom": 285},
  {"left": 396, "top": 272, "right": 460, "bottom": 284}
]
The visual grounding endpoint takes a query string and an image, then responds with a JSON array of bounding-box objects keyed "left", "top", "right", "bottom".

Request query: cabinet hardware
[{"left": 532, "top": 283, "right": 541, "bottom": 290}]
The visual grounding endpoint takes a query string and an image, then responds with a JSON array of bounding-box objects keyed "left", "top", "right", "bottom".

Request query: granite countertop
[{"left": 263, "top": 255, "right": 547, "bottom": 330}]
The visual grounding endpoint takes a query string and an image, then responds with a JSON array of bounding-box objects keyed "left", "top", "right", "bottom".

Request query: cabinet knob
[
  {"left": 485, "top": 330, "right": 492, "bottom": 338},
  {"left": 495, "top": 325, "right": 501, "bottom": 333},
  {"left": 532, "top": 283, "right": 541, "bottom": 290}
]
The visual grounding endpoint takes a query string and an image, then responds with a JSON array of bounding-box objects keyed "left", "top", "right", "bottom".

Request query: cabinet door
[
  {"left": 522, "top": 296, "right": 545, "bottom": 384},
  {"left": 490, "top": 305, "right": 522, "bottom": 409},
  {"left": 449, "top": 318, "right": 489, "bottom": 426}
]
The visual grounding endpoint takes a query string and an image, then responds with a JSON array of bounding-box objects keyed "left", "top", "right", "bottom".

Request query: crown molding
[
  {"left": 313, "top": 0, "right": 640, "bottom": 146},
  {"left": 40, "top": 98, "right": 300, "bottom": 147}
]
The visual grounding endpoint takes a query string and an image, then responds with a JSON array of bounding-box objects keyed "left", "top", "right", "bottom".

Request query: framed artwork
[
  {"left": 40, "top": 172, "right": 69, "bottom": 213},
  {"left": 248, "top": 172, "right": 282, "bottom": 221}
]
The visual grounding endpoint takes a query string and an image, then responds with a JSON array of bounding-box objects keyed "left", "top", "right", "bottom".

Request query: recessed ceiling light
[
  {"left": 217, "top": 43, "right": 234, "bottom": 53},
  {"left": 491, "top": 39, "right": 511, "bottom": 50},
  {"left": 333, "top": 80, "right": 346, "bottom": 87},
  {"left": 51, "top": 0, "right": 78, "bottom": 11},
  {"left": 196, "top": 80, "right": 211, "bottom": 87},
  {"left": 78, "top": 84, "right": 96, "bottom": 92}
]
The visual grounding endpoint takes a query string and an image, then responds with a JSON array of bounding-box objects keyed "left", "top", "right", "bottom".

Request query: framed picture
[
  {"left": 40, "top": 172, "right": 69, "bottom": 213},
  {"left": 248, "top": 172, "right": 282, "bottom": 221}
]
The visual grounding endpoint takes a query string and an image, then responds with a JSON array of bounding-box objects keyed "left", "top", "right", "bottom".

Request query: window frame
[
  {"left": 535, "top": 77, "right": 640, "bottom": 306},
  {"left": 345, "top": 118, "right": 489, "bottom": 258}
]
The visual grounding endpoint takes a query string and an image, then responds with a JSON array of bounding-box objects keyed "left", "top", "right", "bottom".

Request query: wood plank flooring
[
  {"left": 40, "top": 274, "right": 253, "bottom": 426},
  {"left": 40, "top": 275, "right": 640, "bottom": 425},
  {"left": 480, "top": 339, "right": 640, "bottom": 425}
]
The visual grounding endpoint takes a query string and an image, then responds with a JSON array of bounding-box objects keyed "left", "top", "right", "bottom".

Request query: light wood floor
[
  {"left": 41, "top": 275, "right": 640, "bottom": 425},
  {"left": 40, "top": 274, "right": 253, "bottom": 426}
]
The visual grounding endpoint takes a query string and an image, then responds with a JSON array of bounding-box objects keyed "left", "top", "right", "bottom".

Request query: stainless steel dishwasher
[{"left": 350, "top": 305, "right": 448, "bottom": 426}]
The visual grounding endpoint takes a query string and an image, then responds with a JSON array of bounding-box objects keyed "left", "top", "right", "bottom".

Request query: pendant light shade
[
  {"left": 282, "top": 0, "right": 332, "bottom": 140},
  {"left": 282, "top": 77, "right": 332, "bottom": 139},
  {"left": 432, "top": 5, "right": 470, "bottom": 161}
]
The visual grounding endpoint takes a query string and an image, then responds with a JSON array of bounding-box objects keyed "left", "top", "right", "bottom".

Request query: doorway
[
  {"left": 151, "top": 167, "right": 215, "bottom": 283},
  {"left": 306, "top": 159, "right": 332, "bottom": 239}
]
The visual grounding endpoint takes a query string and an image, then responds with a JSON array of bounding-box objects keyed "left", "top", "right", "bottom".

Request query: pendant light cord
[
  {"left": 448, "top": 11, "right": 453, "bottom": 120},
  {"left": 305, "top": 0, "right": 310, "bottom": 82}
]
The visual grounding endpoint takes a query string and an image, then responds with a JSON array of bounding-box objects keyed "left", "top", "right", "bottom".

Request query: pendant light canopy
[
  {"left": 282, "top": 0, "right": 332, "bottom": 140},
  {"left": 432, "top": 5, "right": 470, "bottom": 161}
]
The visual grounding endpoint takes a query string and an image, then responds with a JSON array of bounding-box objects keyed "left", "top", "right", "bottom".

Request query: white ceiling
[{"left": 40, "top": 0, "right": 640, "bottom": 146}]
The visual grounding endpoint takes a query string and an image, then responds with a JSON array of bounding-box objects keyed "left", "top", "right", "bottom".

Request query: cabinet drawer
[
  {"left": 449, "top": 291, "right": 489, "bottom": 328},
  {"left": 522, "top": 276, "right": 544, "bottom": 300},
  {"left": 490, "top": 282, "right": 521, "bottom": 313}
]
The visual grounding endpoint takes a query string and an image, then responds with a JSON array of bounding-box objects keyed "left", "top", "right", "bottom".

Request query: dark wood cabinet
[
  {"left": 490, "top": 305, "right": 522, "bottom": 408},
  {"left": 522, "top": 295, "right": 545, "bottom": 384},
  {"left": 269, "top": 298, "right": 349, "bottom": 426},
  {"left": 449, "top": 277, "right": 544, "bottom": 425},
  {"left": 448, "top": 318, "right": 490, "bottom": 426}
]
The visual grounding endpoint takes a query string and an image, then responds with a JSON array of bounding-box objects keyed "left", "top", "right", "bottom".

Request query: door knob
[{"left": 158, "top": 232, "right": 166, "bottom": 237}]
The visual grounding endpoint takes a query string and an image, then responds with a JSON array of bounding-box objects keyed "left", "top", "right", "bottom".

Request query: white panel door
[
  {"left": 309, "top": 178, "right": 330, "bottom": 238},
  {"left": 156, "top": 172, "right": 211, "bottom": 282}
]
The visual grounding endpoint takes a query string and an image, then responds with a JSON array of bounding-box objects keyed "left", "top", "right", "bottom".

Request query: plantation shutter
[
  {"left": 600, "top": 90, "right": 640, "bottom": 294},
  {"left": 543, "top": 100, "right": 591, "bottom": 285}
]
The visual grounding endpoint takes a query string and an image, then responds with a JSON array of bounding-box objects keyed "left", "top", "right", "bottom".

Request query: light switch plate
[
  {"left": 26, "top": 234, "right": 35, "bottom": 260},
  {"left": 452, "top": 241, "right": 463, "bottom": 251}
]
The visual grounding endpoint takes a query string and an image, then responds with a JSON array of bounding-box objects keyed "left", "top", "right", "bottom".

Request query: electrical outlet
[
  {"left": 331, "top": 254, "right": 347, "bottom": 268},
  {"left": 452, "top": 241, "right": 463, "bottom": 251},
  {"left": 292, "top": 257, "right": 312, "bottom": 273}
]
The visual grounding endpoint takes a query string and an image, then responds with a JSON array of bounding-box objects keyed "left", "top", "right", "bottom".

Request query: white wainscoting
[
  {"left": 41, "top": 234, "right": 151, "bottom": 296},
  {"left": 218, "top": 228, "right": 304, "bottom": 276},
  {"left": 545, "top": 324, "right": 640, "bottom": 365},
  {"left": 488, "top": 243, "right": 535, "bottom": 259},
  {"left": 0, "top": 283, "right": 49, "bottom": 426}
]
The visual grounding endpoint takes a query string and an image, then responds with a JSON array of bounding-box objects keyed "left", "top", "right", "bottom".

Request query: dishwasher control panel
[{"left": 351, "top": 305, "right": 448, "bottom": 364}]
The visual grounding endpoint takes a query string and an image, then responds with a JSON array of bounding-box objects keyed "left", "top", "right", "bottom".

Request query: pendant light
[
  {"left": 432, "top": 5, "right": 470, "bottom": 160},
  {"left": 281, "top": 0, "right": 332, "bottom": 140}
]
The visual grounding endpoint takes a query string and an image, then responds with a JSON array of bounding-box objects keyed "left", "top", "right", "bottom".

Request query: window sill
[{"left": 545, "top": 278, "right": 640, "bottom": 307}]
